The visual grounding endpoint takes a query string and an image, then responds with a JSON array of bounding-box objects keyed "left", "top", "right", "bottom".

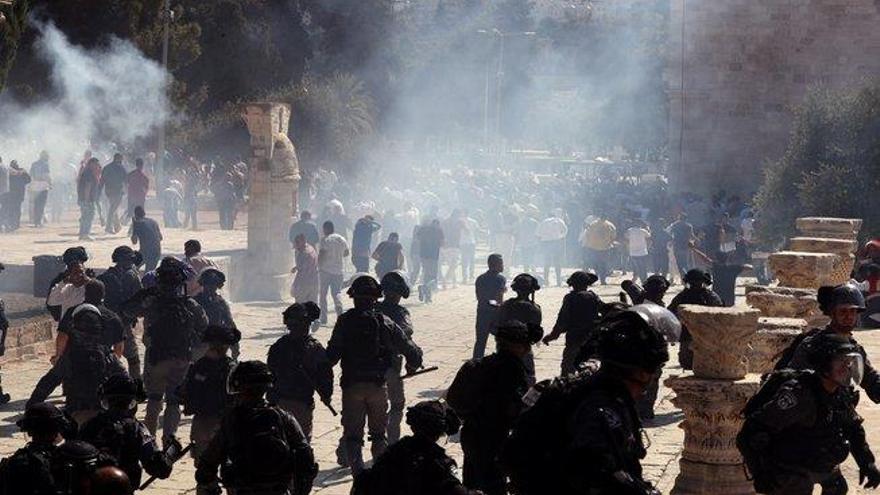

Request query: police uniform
[
  {"left": 377, "top": 298, "right": 414, "bottom": 444},
  {"left": 180, "top": 328, "right": 237, "bottom": 461},
  {"left": 195, "top": 361, "right": 317, "bottom": 495},
  {"left": 98, "top": 260, "right": 144, "bottom": 381},
  {"left": 739, "top": 372, "right": 874, "bottom": 494},
  {"left": 193, "top": 290, "right": 238, "bottom": 360},
  {"left": 552, "top": 287, "right": 601, "bottom": 376},
  {"left": 667, "top": 272, "right": 723, "bottom": 370},
  {"left": 0, "top": 273, "right": 10, "bottom": 404},
  {"left": 79, "top": 408, "right": 173, "bottom": 488},
  {"left": 124, "top": 258, "right": 208, "bottom": 442},
  {"left": 0, "top": 402, "right": 70, "bottom": 495},
  {"left": 448, "top": 324, "right": 530, "bottom": 495},
  {"left": 498, "top": 296, "right": 542, "bottom": 385},
  {"left": 327, "top": 275, "right": 423, "bottom": 474}
]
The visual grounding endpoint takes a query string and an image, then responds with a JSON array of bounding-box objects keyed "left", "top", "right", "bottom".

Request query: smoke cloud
[{"left": 0, "top": 21, "right": 168, "bottom": 171}]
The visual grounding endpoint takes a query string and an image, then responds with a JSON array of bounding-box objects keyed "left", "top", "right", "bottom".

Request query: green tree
[
  {"left": 0, "top": 0, "right": 30, "bottom": 94},
  {"left": 754, "top": 82, "right": 880, "bottom": 244}
]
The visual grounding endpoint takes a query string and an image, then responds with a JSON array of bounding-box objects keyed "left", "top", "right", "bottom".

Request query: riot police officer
[
  {"left": 498, "top": 273, "right": 543, "bottom": 385},
  {"left": 0, "top": 401, "right": 71, "bottom": 495},
  {"left": 267, "top": 301, "right": 332, "bottom": 443},
  {"left": 447, "top": 321, "right": 532, "bottom": 495},
  {"left": 739, "top": 332, "right": 880, "bottom": 494},
  {"left": 377, "top": 270, "right": 418, "bottom": 444},
  {"left": 123, "top": 256, "right": 208, "bottom": 444},
  {"left": 0, "top": 262, "right": 10, "bottom": 404},
  {"left": 193, "top": 268, "right": 239, "bottom": 361},
  {"left": 622, "top": 274, "right": 670, "bottom": 306},
  {"left": 326, "top": 274, "right": 423, "bottom": 474},
  {"left": 542, "top": 270, "right": 602, "bottom": 376},
  {"left": 352, "top": 400, "right": 482, "bottom": 495},
  {"left": 180, "top": 325, "right": 241, "bottom": 461},
  {"left": 775, "top": 283, "right": 880, "bottom": 404},
  {"left": 668, "top": 268, "right": 723, "bottom": 369},
  {"left": 79, "top": 374, "right": 178, "bottom": 489},
  {"left": 504, "top": 306, "right": 673, "bottom": 495},
  {"left": 97, "top": 245, "right": 144, "bottom": 381},
  {"left": 195, "top": 360, "right": 317, "bottom": 495}
]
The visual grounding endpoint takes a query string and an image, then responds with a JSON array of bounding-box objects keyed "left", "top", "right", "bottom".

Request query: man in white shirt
[
  {"left": 318, "top": 220, "right": 350, "bottom": 324},
  {"left": 536, "top": 210, "right": 569, "bottom": 287},
  {"left": 625, "top": 221, "right": 652, "bottom": 283}
]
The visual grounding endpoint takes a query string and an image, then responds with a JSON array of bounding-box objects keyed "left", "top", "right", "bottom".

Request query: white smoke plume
[{"left": 0, "top": 21, "right": 168, "bottom": 172}]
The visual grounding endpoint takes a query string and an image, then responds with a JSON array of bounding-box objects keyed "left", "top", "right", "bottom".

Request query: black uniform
[
  {"left": 377, "top": 299, "right": 415, "bottom": 444},
  {"left": 0, "top": 292, "right": 9, "bottom": 401},
  {"left": 775, "top": 326, "right": 880, "bottom": 404},
  {"left": 59, "top": 304, "right": 125, "bottom": 419},
  {"left": 498, "top": 298, "right": 542, "bottom": 385},
  {"left": 739, "top": 371, "right": 874, "bottom": 494},
  {"left": 79, "top": 410, "right": 173, "bottom": 488},
  {"left": 195, "top": 399, "right": 317, "bottom": 495},
  {"left": 266, "top": 333, "right": 333, "bottom": 442},
  {"left": 193, "top": 290, "right": 239, "bottom": 359},
  {"left": 354, "top": 435, "right": 472, "bottom": 495},
  {"left": 667, "top": 287, "right": 723, "bottom": 369},
  {"left": 563, "top": 370, "right": 654, "bottom": 494},
  {"left": 553, "top": 289, "right": 601, "bottom": 376},
  {"left": 179, "top": 354, "right": 235, "bottom": 459},
  {"left": 448, "top": 350, "right": 529, "bottom": 495},
  {"left": 97, "top": 265, "right": 144, "bottom": 380},
  {"left": 0, "top": 442, "right": 58, "bottom": 495}
]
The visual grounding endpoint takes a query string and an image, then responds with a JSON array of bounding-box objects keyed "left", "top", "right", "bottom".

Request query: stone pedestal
[
  {"left": 239, "top": 102, "right": 300, "bottom": 301},
  {"left": 796, "top": 217, "right": 862, "bottom": 240},
  {"left": 788, "top": 237, "right": 857, "bottom": 285},
  {"left": 767, "top": 251, "right": 838, "bottom": 289},
  {"left": 747, "top": 318, "right": 806, "bottom": 374},
  {"left": 745, "top": 285, "right": 819, "bottom": 320},
  {"left": 669, "top": 306, "right": 760, "bottom": 495}
]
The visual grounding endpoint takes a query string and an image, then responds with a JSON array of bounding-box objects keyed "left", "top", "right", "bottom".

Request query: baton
[
  {"left": 139, "top": 443, "right": 192, "bottom": 491},
  {"left": 402, "top": 366, "right": 439, "bottom": 380},
  {"left": 294, "top": 365, "right": 338, "bottom": 416},
  {"left": 322, "top": 399, "right": 339, "bottom": 417}
]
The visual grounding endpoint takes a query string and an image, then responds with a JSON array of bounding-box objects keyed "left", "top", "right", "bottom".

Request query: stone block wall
[
  {"left": 667, "top": 0, "right": 880, "bottom": 194},
  {"left": 0, "top": 317, "right": 55, "bottom": 364}
]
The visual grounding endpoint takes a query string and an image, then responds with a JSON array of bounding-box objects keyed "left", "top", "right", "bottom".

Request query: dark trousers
[
  {"left": 631, "top": 255, "right": 650, "bottom": 283},
  {"left": 352, "top": 255, "right": 370, "bottom": 273},
  {"left": 421, "top": 257, "right": 439, "bottom": 302},
  {"left": 218, "top": 201, "right": 236, "bottom": 230},
  {"left": 589, "top": 248, "right": 611, "bottom": 284},
  {"left": 769, "top": 468, "right": 847, "bottom": 495},
  {"left": 3, "top": 195, "right": 23, "bottom": 230},
  {"left": 33, "top": 190, "right": 48, "bottom": 226},
  {"left": 28, "top": 354, "right": 67, "bottom": 407},
  {"left": 473, "top": 305, "right": 498, "bottom": 360},
  {"left": 105, "top": 194, "right": 123, "bottom": 233},
  {"left": 461, "top": 426, "right": 506, "bottom": 495},
  {"left": 652, "top": 248, "right": 669, "bottom": 277},
  {"left": 144, "top": 251, "right": 161, "bottom": 272},
  {"left": 674, "top": 248, "right": 692, "bottom": 279},
  {"left": 79, "top": 202, "right": 96, "bottom": 237}
]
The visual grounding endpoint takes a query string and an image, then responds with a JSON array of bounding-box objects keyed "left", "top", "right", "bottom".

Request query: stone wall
[
  {"left": 1, "top": 317, "right": 55, "bottom": 364},
  {"left": 667, "top": 0, "right": 880, "bottom": 193}
]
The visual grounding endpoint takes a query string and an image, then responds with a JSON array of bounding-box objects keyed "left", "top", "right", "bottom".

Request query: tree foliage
[
  {"left": 0, "top": 0, "right": 30, "bottom": 94},
  {"left": 754, "top": 82, "right": 880, "bottom": 244}
]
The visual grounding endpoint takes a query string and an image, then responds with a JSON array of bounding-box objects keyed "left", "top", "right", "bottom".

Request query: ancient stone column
[
  {"left": 667, "top": 306, "right": 761, "bottom": 495},
  {"left": 767, "top": 251, "right": 837, "bottom": 289},
  {"left": 747, "top": 317, "right": 807, "bottom": 374},
  {"left": 239, "top": 102, "right": 300, "bottom": 300}
]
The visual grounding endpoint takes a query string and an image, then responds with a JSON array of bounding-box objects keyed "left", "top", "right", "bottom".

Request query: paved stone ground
[{"left": 1, "top": 210, "right": 879, "bottom": 494}]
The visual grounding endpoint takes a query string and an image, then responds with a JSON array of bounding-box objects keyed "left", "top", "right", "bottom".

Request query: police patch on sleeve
[{"left": 776, "top": 390, "right": 798, "bottom": 410}]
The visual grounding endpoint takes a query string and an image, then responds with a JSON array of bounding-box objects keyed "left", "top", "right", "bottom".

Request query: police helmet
[
  {"left": 132, "top": 251, "right": 145, "bottom": 268},
  {"left": 203, "top": 325, "right": 242, "bottom": 345},
  {"left": 406, "top": 400, "right": 461, "bottom": 438},
  {"left": 806, "top": 333, "right": 863, "bottom": 387},
  {"left": 495, "top": 320, "right": 531, "bottom": 345},
  {"left": 111, "top": 246, "right": 136, "bottom": 264},
  {"left": 282, "top": 301, "right": 321, "bottom": 324},
  {"left": 567, "top": 270, "right": 598, "bottom": 288},
  {"left": 684, "top": 268, "right": 712, "bottom": 287},
  {"left": 198, "top": 268, "right": 226, "bottom": 287},
  {"left": 644, "top": 274, "right": 671, "bottom": 293},
  {"left": 58, "top": 440, "right": 100, "bottom": 463},
  {"left": 630, "top": 304, "right": 682, "bottom": 343},
  {"left": 62, "top": 246, "right": 89, "bottom": 266},
  {"left": 98, "top": 374, "right": 139, "bottom": 411},
  {"left": 381, "top": 271, "right": 411, "bottom": 299},
  {"left": 227, "top": 360, "right": 274, "bottom": 395},
  {"left": 597, "top": 308, "right": 670, "bottom": 372},
  {"left": 347, "top": 274, "right": 383, "bottom": 299},
  {"left": 817, "top": 284, "right": 867, "bottom": 315},
  {"left": 511, "top": 273, "right": 540, "bottom": 293},
  {"left": 156, "top": 257, "right": 187, "bottom": 287},
  {"left": 17, "top": 401, "right": 67, "bottom": 434}
]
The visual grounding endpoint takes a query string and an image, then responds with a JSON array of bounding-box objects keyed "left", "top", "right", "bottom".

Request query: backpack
[
  {"left": 147, "top": 295, "right": 194, "bottom": 363},
  {"left": 446, "top": 359, "right": 487, "bottom": 419},
  {"left": 502, "top": 371, "right": 598, "bottom": 495},
  {"left": 228, "top": 406, "right": 293, "bottom": 483}
]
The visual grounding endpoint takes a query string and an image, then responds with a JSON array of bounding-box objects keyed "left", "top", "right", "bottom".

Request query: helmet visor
[{"left": 829, "top": 352, "right": 864, "bottom": 388}]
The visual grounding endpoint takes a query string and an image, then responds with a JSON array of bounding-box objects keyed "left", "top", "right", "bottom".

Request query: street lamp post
[
  {"left": 156, "top": 0, "right": 172, "bottom": 189},
  {"left": 477, "top": 28, "right": 536, "bottom": 154}
]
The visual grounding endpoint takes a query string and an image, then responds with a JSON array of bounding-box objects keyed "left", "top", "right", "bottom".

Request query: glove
[
  {"left": 163, "top": 436, "right": 184, "bottom": 462},
  {"left": 405, "top": 365, "right": 419, "bottom": 375},
  {"left": 861, "top": 463, "right": 880, "bottom": 489}
]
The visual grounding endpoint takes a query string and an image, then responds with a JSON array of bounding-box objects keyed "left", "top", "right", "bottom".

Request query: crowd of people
[{"left": 0, "top": 150, "right": 248, "bottom": 238}]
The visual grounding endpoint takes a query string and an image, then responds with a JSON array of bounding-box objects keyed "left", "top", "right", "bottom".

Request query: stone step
[
  {"left": 767, "top": 251, "right": 839, "bottom": 289},
  {"left": 788, "top": 236, "right": 858, "bottom": 256},
  {"left": 796, "top": 217, "right": 862, "bottom": 239}
]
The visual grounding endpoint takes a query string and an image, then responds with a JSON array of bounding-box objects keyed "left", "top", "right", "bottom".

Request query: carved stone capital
[
  {"left": 747, "top": 318, "right": 805, "bottom": 374},
  {"left": 767, "top": 251, "right": 838, "bottom": 289},
  {"left": 678, "top": 306, "right": 759, "bottom": 379},
  {"left": 745, "top": 285, "right": 819, "bottom": 320}
]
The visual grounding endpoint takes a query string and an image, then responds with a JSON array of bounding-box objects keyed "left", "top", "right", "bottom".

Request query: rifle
[
  {"left": 139, "top": 442, "right": 192, "bottom": 490},
  {"left": 402, "top": 366, "right": 439, "bottom": 380}
]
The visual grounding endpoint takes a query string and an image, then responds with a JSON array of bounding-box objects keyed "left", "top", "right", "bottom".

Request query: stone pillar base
[{"left": 671, "top": 460, "right": 755, "bottom": 495}]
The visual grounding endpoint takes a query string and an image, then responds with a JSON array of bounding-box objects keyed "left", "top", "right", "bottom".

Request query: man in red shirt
[{"left": 124, "top": 158, "right": 150, "bottom": 224}]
